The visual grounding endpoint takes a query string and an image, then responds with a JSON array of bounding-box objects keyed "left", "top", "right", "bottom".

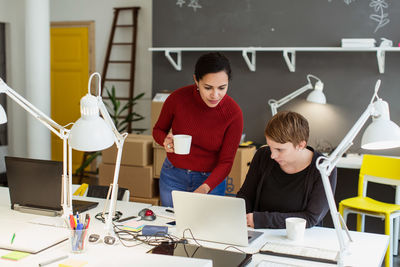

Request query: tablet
[{"left": 147, "top": 243, "right": 252, "bottom": 267}]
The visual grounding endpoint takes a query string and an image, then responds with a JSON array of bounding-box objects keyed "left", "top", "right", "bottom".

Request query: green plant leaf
[{"left": 74, "top": 151, "right": 102, "bottom": 175}]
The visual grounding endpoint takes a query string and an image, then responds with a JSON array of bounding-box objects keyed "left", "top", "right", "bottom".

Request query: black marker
[
  {"left": 117, "top": 216, "right": 138, "bottom": 222},
  {"left": 165, "top": 209, "right": 174, "bottom": 214}
]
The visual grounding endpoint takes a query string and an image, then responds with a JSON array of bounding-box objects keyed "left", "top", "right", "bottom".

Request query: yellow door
[{"left": 50, "top": 24, "right": 93, "bottom": 172}]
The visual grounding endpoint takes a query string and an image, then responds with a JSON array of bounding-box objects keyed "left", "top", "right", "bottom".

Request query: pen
[
  {"left": 69, "top": 214, "right": 76, "bottom": 229},
  {"left": 10, "top": 233, "right": 15, "bottom": 244},
  {"left": 38, "top": 255, "right": 68, "bottom": 266},
  {"left": 165, "top": 209, "right": 174, "bottom": 214}
]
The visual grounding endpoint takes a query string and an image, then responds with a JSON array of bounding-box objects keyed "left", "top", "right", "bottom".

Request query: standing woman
[
  {"left": 153, "top": 52, "right": 243, "bottom": 207},
  {"left": 237, "top": 111, "right": 337, "bottom": 229}
]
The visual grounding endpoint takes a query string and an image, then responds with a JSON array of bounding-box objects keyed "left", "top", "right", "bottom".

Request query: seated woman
[{"left": 237, "top": 111, "right": 337, "bottom": 229}]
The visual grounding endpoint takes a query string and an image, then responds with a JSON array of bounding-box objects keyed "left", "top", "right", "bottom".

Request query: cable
[
  {"left": 183, "top": 228, "right": 202, "bottom": 247},
  {"left": 112, "top": 223, "right": 187, "bottom": 248},
  {"left": 95, "top": 211, "right": 122, "bottom": 223},
  {"left": 223, "top": 245, "right": 246, "bottom": 254}
]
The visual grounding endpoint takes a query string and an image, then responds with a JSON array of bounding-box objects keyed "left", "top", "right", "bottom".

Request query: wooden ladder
[{"left": 101, "top": 6, "right": 140, "bottom": 133}]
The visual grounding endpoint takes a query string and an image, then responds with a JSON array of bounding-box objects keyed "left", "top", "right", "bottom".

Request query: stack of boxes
[{"left": 99, "top": 134, "right": 160, "bottom": 205}]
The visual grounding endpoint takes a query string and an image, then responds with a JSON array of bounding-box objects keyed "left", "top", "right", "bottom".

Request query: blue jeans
[{"left": 159, "top": 158, "right": 226, "bottom": 207}]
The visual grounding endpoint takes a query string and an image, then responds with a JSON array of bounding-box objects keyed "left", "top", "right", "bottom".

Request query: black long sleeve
[{"left": 237, "top": 146, "right": 337, "bottom": 229}]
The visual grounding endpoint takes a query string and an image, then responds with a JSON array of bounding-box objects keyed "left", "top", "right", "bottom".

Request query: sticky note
[
  {"left": 121, "top": 220, "right": 144, "bottom": 232},
  {"left": 59, "top": 259, "right": 88, "bottom": 267},
  {"left": 1, "top": 251, "right": 30, "bottom": 261}
]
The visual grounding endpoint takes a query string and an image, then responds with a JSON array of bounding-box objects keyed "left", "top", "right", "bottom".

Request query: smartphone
[{"left": 166, "top": 220, "right": 176, "bottom": 226}]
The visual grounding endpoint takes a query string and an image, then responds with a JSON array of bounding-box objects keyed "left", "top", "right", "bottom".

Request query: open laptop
[
  {"left": 5, "top": 156, "right": 98, "bottom": 216},
  {"left": 172, "top": 191, "right": 263, "bottom": 246}
]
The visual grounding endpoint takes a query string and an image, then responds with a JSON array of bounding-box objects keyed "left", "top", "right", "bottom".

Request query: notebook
[
  {"left": 0, "top": 220, "right": 69, "bottom": 254},
  {"left": 172, "top": 191, "right": 263, "bottom": 246},
  {"left": 5, "top": 156, "right": 98, "bottom": 215}
]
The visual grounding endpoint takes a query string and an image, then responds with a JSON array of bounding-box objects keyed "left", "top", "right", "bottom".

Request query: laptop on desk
[
  {"left": 5, "top": 156, "right": 98, "bottom": 216},
  {"left": 172, "top": 191, "right": 263, "bottom": 246}
]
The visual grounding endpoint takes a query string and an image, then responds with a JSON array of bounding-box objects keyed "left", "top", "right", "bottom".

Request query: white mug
[
  {"left": 285, "top": 217, "right": 306, "bottom": 241},
  {"left": 173, "top": 135, "right": 192, "bottom": 155}
]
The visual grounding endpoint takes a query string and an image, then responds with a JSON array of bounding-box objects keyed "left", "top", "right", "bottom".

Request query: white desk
[
  {"left": 0, "top": 187, "right": 211, "bottom": 267},
  {"left": 0, "top": 187, "right": 388, "bottom": 267}
]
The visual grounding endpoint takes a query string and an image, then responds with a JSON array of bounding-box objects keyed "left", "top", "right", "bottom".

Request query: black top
[{"left": 236, "top": 146, "right": 337, "bottom": 229}]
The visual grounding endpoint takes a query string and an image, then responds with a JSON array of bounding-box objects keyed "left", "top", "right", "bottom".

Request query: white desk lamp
[
  {"left": 68, "top": 72, "right": 127, "bottom": 233},
  {"left": 316, "top": 79, "right": 400, "bottom": 266},
  {"left": 0, "top": 78, "right": 73, "bottom": 217},
  {"left": 268, "top": 74, "right": 326, "bottom": 116}
]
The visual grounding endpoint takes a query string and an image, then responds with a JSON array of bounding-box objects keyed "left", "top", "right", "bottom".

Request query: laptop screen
[
  {"left": 172, "top": 191, "right": 254, "bottom": 246},
  {"left": 5, "top": 156, "right": 63, "bottom": 211}
]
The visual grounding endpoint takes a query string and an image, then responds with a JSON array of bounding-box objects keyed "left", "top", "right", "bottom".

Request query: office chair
[
  {"left": 339, "top": 154, "right": 400, "bottom": 267},
  {"left": 86, "top": 184, "right": 130, "bottom": 202}
]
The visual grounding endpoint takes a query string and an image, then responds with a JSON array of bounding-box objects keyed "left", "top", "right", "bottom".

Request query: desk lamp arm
[
  {"left": 89, "top": 73, "right": 128, "bottom": 233},
  {"left": 99, "top": 98, "right": 128, "bottom": 233},
  {"left": 0, "top": 78, "right": 73, "bottom": 216},
  {"left": 316, "top": 82, "right": 382, "bottom": 266},
  {"left": 268, "top": 74, "right": 320, "bottom": 116}
]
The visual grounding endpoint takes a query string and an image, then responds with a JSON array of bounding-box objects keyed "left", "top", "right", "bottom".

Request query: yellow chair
[
  {"left": 72, "top": 183, "right": 89, "bottom": 196},
  {"left": 339, "top": 154, "right": 400, "bottom": 267}
]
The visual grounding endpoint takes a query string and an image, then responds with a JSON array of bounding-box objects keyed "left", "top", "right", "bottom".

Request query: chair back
[
  {"left": 87, "top": 185, "right": 129, "bottom": 201},
  {"left": 358, "top": 154, "right": 400, "bottom": 197}
]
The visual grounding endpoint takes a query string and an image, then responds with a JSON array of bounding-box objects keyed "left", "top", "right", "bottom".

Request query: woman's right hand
[
  {"left": 246, "top": 213, "right": 255, "bottom": 228},
  {"left": 163, "top": 133, "right": 174, "bottom": 153}
]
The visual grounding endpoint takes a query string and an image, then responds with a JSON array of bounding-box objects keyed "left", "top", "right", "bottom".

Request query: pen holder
[{"left": 69, "top": 229, "right": 89, "bottom": 253}]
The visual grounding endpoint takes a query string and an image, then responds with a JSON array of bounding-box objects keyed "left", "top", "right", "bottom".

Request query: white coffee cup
[
  {"left": 285, "top": 217, "right": 306, "bottom": 241},
  {"left": 173, "top": 134, "right": 192, "bottom": 155}
]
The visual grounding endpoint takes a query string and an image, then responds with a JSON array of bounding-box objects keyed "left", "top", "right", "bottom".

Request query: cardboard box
[
  {"left": 225, "top": 146, "right": 256, "bottom": 196},
  {"left": 102, "top": 134, "right": 153, "bottom": 166},
  {"left": 130, "top": 196, "right": 160, "bottom": 206},
  {"left": 98, "top": 163, "right": 158, "bottom": 198},
  {"left": 151, "top": 93, "right": 170, "bottom": 130},
  {"left": 153, "top": 143, "right": 166, "bottom": 178}
]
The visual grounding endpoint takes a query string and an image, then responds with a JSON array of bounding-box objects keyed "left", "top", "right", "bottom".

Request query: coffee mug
[
  {"left": 285, "top": 217, "right": 306, "bottom": 241},
  {"left": 173, "top": 135, "right": 192, "bottom": 155}
]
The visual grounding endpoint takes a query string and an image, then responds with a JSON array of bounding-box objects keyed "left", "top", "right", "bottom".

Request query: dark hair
[
  {"left": 265, "top": 111, "right": 309, "bottom": 146},
  {"left": 194, "top": 52, "right": 232, "bottom": 81}
]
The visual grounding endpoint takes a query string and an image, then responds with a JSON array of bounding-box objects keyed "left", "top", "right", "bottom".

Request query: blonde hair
[{"left": 265, "top": 111, "right": 309, "bottom": 146}]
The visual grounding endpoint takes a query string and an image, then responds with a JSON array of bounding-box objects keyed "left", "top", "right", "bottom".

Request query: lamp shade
[
  {"left": 68, "top": 94, "right": 114, "bottom": 151},
  {"left": 361, "top": 99, "right": 400, "bottom": 149},
  {"left": 306, "top": 81, "right": 326, "bottom": 104},
  {"left": 0, "top": 105, "right": 7, "bottom": 124}
]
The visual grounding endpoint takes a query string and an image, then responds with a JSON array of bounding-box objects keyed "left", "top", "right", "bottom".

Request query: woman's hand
[
  {"left": 193, "top": 183, "right": 210, "bottom": 194},
  {"left": 246, "top": 213, "right": 254, "bottom": 228},
  {"left": 163, "top": 133, "right": 174, "bottom": 153}
]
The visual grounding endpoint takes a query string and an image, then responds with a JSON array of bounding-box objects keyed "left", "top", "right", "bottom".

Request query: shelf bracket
[
  {"left": 242, "top": 49, "right": 256, "bottom": 72},
  {"left": 376, "top": 49, "right": 385, "bottom": 74},
  {"left": 283, "top": 49, "right": 296, "bottom": 72},
  {"left": 164, "top": 50, "right": 182, "bottom": 71}
]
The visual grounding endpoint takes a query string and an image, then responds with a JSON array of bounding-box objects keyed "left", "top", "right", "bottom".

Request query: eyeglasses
[{"left": 88, "top": 234, "right": 116, "bottom": 245}]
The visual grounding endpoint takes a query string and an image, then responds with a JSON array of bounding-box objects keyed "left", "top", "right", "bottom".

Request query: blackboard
[{"left": 153, "top": 0, "right": 400, "bottom": 156}]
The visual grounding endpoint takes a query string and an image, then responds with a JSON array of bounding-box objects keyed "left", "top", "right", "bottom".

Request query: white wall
[
  {"left": 50, "top": 0, "right": 152, "bottom": 134},
  {"left": 0, "top": 0, "right": 152, "bottom": 158},
  {"left": 0, "top": 0, "right": 27, "bottom": 157}
]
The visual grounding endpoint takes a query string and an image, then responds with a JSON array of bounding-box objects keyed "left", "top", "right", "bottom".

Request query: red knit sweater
[{"left": 153, "top": 84, "right": 243, "bottom": 190}]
